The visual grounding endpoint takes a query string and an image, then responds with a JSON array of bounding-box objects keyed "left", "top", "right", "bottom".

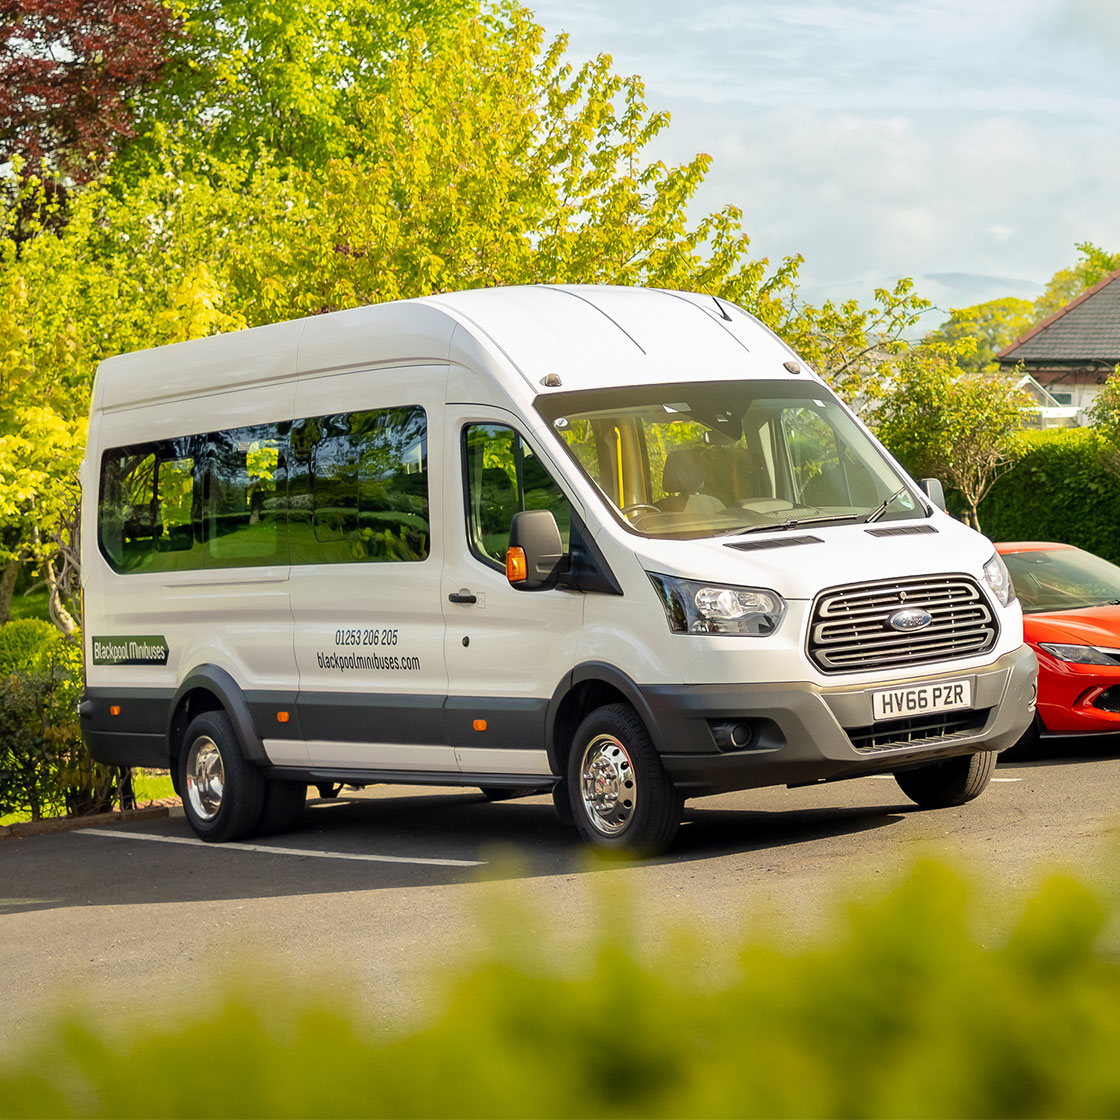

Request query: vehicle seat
[{"left": 658, "top": 448, "right": 725, "bottom": 515}]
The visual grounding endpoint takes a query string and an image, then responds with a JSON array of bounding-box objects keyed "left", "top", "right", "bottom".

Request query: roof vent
[{"left": 540, "top": 373, "right": 562, "bottom": 388}]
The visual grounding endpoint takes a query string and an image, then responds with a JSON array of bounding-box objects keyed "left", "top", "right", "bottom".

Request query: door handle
[{"left": 448, "top": 589, "right": 478, "bottom": 604}]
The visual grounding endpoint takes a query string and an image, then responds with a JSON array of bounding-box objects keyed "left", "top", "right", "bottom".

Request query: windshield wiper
[
  {"left": 864, "top": 486, "right": 911, "bottom": 524},
  {"left": 725, "top": 513, "right": 862, "bottom": 536}
]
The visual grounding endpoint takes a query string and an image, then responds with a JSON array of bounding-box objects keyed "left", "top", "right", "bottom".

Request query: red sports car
[{"left": 996, "top": 541, "right": 1120, "bottom": 747}]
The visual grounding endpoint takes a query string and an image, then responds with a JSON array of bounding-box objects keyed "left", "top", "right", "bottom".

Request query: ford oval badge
[{"left": 889, "top": 607, "right": 933, "bottom": 632}]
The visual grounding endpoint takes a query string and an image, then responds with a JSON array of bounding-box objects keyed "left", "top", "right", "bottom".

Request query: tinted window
[
  {"left": 98, "top": 442, "right": 202, "bottom": 573},
  {"left": 289, "top": 407, "right": 429, "bottom": 564},
  {"left": 463, "top": 424, "right": 570, "bottom": 566},
  {"left": 98, "top": 406, "right": 429, "bottom": 573},
  {"left": 202, "top": 427, "right": 288, "bottom": 568}
]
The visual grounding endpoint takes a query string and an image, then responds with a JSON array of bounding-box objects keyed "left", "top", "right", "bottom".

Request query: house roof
[{"left": 998, "top": 267, "right": 1120, "bottom": 366}]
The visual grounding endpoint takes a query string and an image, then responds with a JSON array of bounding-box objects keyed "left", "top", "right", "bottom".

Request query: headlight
[
  {"left": 1038, "top": 642, "right": 1120, "bottom": 665},
  {"left": 649, "top": 573, "right": 786, "bottom": 636},
  {"left": 983, "top": 553, "right": 1015, "bottom": 607}
]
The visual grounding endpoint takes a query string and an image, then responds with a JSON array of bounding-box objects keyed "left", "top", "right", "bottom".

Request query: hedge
[
  {"left": 976, "top": 428, "right": 1120, "bottom": 562},
  {"left": 1, "top": 860, "right": 1118, "bottom": 1118}
]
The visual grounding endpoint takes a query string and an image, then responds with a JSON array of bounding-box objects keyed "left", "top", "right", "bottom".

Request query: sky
[{"left": 527, "top": 0, "right": 1120, "bottom": 318}]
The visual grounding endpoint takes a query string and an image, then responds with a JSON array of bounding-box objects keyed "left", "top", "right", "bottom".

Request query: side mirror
[
  {"left": 506, "top": 509, "right": 565, "bottom": 591},
  {"left": 919, "top": 478, "right": 946, "bottom": 510}
]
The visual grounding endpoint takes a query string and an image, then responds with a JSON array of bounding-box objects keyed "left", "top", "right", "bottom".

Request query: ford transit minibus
[{"left": 80, "top": 285, "right": 1037, "bottom": 854}]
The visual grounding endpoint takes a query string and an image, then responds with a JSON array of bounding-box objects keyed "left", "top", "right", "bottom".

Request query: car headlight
[
  {"left": 983, "top": 552, "right": 1015, "bottom": 607},
  {"left": 648, "top": 573, "right": 786, "bottom": 636},
  {"left": 1037, "top": 642, "right": 1120, "bottom": 665}
]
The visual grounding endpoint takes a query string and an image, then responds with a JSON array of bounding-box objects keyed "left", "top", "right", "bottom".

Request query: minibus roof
[{"left": 92, "top": 285, "right": 814, "bottom": 413}]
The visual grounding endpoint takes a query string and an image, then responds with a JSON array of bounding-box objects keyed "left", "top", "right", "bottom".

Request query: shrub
[
  {"left": 976, "top": 427, "right": 1120, "bottom": 562},
  {"left": 0, "top": 618, "right": 57, "bottom": 678},
  {"left": 0, "top": 634, "right": 119, "bottom": 820},
  {"left": 0, "top": 861, "right": 1118, "bottom": 1118}
]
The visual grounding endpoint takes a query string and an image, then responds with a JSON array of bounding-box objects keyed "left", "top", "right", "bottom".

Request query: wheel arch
[
  {"left": 546, "top": 662, "right": 663, "bottom": 775},
  {"left": 168, "top": 665, "right": 268, "bottom": 772}
]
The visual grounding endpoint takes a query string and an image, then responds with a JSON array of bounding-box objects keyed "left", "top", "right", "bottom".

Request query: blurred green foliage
[
  {"left": 977, "top": 428, "right": 1120, "bottom": 563},
  {"left": 1, "top": 860, "right": 1119, "bottom": 1117},
  {"left": 0, "top": 632, "right": 120, "bottom": 820}
]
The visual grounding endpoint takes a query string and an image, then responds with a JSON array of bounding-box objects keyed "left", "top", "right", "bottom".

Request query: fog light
[{"left": 710, "top": 720, "right": 759, "bottom": 752}]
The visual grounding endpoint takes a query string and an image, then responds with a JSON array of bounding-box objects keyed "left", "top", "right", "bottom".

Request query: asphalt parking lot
[{"left": 2, "top": 745, "right": 1118, "bottom": 1051}]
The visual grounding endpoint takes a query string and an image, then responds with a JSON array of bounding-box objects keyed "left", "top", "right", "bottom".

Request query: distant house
[
  {"left": 998, "top": 267, "right": 1120, "bottom": 424},
  {"left": 1014, "top": 373, "right": 1079, "bottom": 428}
]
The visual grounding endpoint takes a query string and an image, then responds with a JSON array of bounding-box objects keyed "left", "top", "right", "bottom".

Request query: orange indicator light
[
  {"left": 506, "top": 547, "right": 528, "bottom": 583},
  {"left": 277, "top": 711, "right": 290, "bottom": 723},
  {"left": 109, "top": 705, "right": 121, "bottom": 717},
  {"left": 473, "top": 719, "right": 488, "bottom": 732}
]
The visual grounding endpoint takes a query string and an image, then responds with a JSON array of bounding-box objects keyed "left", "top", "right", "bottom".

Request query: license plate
[{"left": 871, "top": 679, "right": 972, "bottom": 722}]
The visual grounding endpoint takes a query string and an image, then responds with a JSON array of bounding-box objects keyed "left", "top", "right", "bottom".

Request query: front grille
[
  {"left": 809, "top": 574, "right": 997, "bottom": 674},
  {"left": 847, "top": 709, "right": 990, "bottom": 752},
  {"left": 1093, "top": 687, "right": 1120, "bottom": 714}
]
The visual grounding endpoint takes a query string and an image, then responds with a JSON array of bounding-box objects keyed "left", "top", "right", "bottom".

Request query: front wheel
[
  {"left": 567, "top": 703, "right": 681, "bottom": 857},
  {"left": 894, "top": 749, "right": 997, "bottom": 809},
  {"left": 179, "top": 710, "right": 266, "bottom": 842}
]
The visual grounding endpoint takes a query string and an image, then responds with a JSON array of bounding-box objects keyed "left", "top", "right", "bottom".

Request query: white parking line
[
  {"left": 76, "top": 829, "right": 485, "bottom": 867},
  {"left": 868, "top": 774, "right": 1022, "bottom": 783}
]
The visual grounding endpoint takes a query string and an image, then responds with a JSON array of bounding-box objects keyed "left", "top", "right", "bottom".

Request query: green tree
[
  {"left": 1085, "top": 368, "right": 1120, "bottom": 450},
  {"left": 928, "top": 297, "right": 1035, "bottom": 372},
  {"left": 134, "top": 0, "right": 479, "bottom": 168},
  {"left": 218, "top": 10, "right": 803, "bottom": 328},
  {"left": 1033, "top": 241, "right": 1120, "bottom": 323},
  {"left": 873, "top": 359, "right": 1034, "bottom": 531}
]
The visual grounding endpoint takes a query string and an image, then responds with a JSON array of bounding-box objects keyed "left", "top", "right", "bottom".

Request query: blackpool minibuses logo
[{"left": 92, "top": 635, "right": 169, "bottom": 666}]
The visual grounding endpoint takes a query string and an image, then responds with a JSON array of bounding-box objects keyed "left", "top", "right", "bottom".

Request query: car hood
[{"left": 1023, "top": 606, "right": 1120, "bottom": 648}]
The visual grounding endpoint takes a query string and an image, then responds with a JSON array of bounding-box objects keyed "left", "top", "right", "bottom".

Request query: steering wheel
[{"left": 621, "top": 503, "right": 661, "bottom": 518}]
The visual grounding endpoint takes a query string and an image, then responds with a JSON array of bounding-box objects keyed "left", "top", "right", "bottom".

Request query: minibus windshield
[{"left": 537, "top": 379, "right": 925, "bottom": 540}]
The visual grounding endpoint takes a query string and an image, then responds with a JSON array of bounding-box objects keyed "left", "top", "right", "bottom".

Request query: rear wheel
[
  {"left": 567, "top": 703, "right": 681, "bottom": 857},
  {"left": 479, "top": 786, "right": 537, "bottom": 801},
  {"left": 894, "top": 749, "right": 997, "bottom": 809},
  {"left": 178, "top": 710, "right": 266, "bottom": 842}
]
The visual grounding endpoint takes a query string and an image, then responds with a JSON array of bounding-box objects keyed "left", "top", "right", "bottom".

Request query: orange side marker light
[
  {"left": 506, "top": 546, "right": 527, "bottom": 583},
  {"left": 109, "top": 705, "right": 121, "bottom": 717},
  {"left": 277, "top": 711, "right": 290, "bottom": 723},
  {"left": 473, "top": 719, "right": 488, "bottom": 732}
]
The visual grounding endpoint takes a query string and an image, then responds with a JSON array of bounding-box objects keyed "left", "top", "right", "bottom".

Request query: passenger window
[
  {"left": 463, "top": 424, "right": 570, "bottom": 566},
  {"left": 203, "top": 428, "right": 287, "bottom": 567},
  {"left": 288, "top": 406, "right": 429, "bottom": 564},
  {"left": 98, "top": 445, "right": 201, "bottom": 573}
]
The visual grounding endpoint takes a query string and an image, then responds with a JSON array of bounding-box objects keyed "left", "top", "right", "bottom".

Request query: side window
[
  {"left": 98, "top": 443, "right": 201, "bottom": 573},
  {"left": 288, "top": 406, "right": 429, "bottom": 565},
  {"left": 202, "top": 426, "right": 287, "bottom": 567},
  {"left": 463, "top": 424, "right": 571, "bottom": 567}
]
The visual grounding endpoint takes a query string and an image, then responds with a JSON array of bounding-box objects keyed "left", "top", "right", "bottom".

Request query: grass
[{"left": 0, "top": 769, "right": 178, "bottom": 826}]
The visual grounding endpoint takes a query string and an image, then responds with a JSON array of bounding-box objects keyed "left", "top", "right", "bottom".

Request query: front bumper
[{"left": 640, "top": 644, "right": 1038, "bottom": 794}]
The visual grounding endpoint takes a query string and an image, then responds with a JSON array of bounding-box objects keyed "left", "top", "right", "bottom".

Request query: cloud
[{"left": 529, "top": 0, "right": 1120, "bottom": 300}]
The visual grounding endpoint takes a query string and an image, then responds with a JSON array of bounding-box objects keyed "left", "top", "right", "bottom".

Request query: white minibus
[{"left": 80, "top": 285, "right": 1037, "bottom": 854}]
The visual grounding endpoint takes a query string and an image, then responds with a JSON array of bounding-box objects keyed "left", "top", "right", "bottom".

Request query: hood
[
  {"left": 631, "top": 515, "right": 995, "bottom": 600},
  {"left": 1023, "top": 606, "right": 1120, "bottom": 648}
]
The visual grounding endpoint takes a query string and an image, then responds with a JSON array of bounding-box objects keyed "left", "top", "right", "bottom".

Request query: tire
[
  {"left": 255, "top": 780, "right": 307, "bottom": 837},
  {"left": 999, "top": 715, "right": 1044, "bottom": 762},
  {"left": 566, "top": 703, "right": 681, "bottom": 857},
  {"left": 551, "top": 781, "right": 574, "bottom": 828},
  {"left": 479, "top": 786, "right": 537, "bottom": 801},
  {"left": 894, "top": 749, "right": 997, "bottom": 809},
  {"left": 178, "top": 710, "right": 266, "bottom": 842}
]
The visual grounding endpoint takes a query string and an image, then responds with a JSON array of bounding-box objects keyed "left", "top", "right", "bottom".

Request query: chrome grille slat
[{"left": 808, "top": 574, "right": 997, "bottom": 674}]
